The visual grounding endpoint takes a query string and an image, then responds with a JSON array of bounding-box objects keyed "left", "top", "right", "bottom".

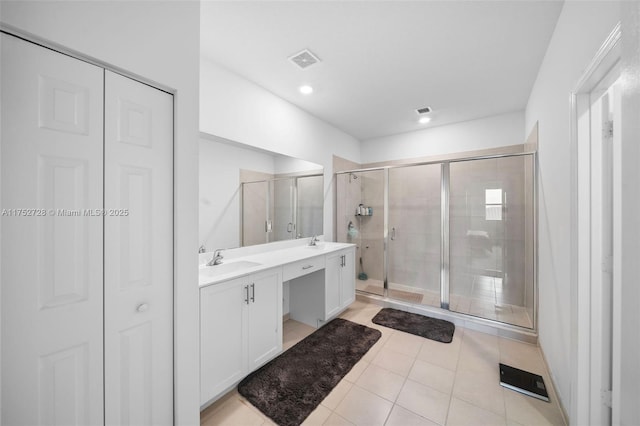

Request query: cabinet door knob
[
  {"left": 244, "top": 285, "right": 249, "bottom": 304},
  {"left": 136, "top": 303, "right": 149, "bottom": 313},
  {"left": 302, "top": 265, "right": 313, "bottom": 270},
  {"left": 250, "top": 283, "right": 255, "bottom": 303}
]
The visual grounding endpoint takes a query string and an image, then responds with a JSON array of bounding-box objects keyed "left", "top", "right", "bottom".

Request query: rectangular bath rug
[
  {"left": 372, "top": 307, "right": 455, "bottom": 343},
  {"left": 238, "top": 318, "right": 381, "bottom": 426}
]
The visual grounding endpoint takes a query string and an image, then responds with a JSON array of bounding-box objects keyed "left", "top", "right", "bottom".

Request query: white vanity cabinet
[
  {"left": 326, "top": 247, "right": 356, "bottom": 317},
  {"left": 200, "top": 267, "right": 282, "bottom": 406},
  {"left": 199, "top": 242, "right": 356, "bottom": 407}
]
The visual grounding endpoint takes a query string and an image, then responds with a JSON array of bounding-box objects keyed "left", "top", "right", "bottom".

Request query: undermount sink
[{"left": 200, "top": 260, "right": 262, "bottom": 277}]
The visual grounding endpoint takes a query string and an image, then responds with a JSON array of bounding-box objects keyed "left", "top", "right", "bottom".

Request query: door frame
[{"left": 569, "top": 22, "right": 621, "bottom": 425}]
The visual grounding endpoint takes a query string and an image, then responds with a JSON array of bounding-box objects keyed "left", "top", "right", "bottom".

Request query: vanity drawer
[{"left": 283, "top": 256, "right": 325, "bottom": 281}]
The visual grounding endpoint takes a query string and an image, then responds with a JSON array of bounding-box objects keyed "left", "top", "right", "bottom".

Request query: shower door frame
[{"left": 336, "top": 150, "right": 538, "bottom": 332}]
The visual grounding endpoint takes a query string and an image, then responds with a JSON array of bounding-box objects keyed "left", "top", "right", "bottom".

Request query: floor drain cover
[{"left": 499, "top": 363, "right": 550, "bottom": 402}]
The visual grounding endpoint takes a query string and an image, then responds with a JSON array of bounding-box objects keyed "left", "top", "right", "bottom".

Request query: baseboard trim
[{"left": 538, "top": 344, "right": 570, "bottom": 426}]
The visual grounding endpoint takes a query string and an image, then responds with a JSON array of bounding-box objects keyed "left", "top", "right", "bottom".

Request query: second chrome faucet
[{"left": 207, "top": 249, "right": 225, "bottom": 266}]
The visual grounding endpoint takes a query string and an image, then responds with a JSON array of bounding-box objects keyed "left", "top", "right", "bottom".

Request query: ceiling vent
[
  {"left": 289, "top": 49, "right": 321, "bottom": 69},
  {"left": 416, "top": 106, "right": 432, "bottom": 114}
]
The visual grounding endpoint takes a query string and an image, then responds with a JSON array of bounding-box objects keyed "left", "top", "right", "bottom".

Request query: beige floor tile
[
  {"left": 503, "top": 389, "right": 565, "bottom": 426},
  {"left": 284, "top": 319, "right": 316, "bottom": 334},
  {"left": 366, "top": 322, "right": 396, "bottom": 342},
  {"left": 453, "top": 369, "right": 505, "bottom": 416},
  {"left": 385, "top": 405, "right": 440, "bottom": 426},
  {"left": 361, "top": 327, "right": 393, "bottom": 363},
  {"left": 334, "top": 386, "right": 394, "bottom": 425},
  {"left": 457, "top": 341, "right": 500, "bottom": 380},
  {"left": 371, "top": 346, "right": 416, "bottom": 377},
  {"left": 200, "top": 396, "right": 266, "bottom": 426},
  {"left": 348, "top": 307, "right": 384, "bottom": 326},
  {"left": 396, "top": 379, "right": 451, "bottom": 425},
  {"left": 343, "top": 359, "right": 370, "bottom": 383},
  {"left": 383, "top": 330, "right": 424, "bottom": 357},
  {"left": 462, "top": 329, "right": 500, "bottom": 355},
  {"left": 417, "top": 330, "right": 463, "bottom": 372},
  {"left": 498, "top": 338, "right": 546, "bottom": 377},
  {"left": 200, "top": 389, "right": 238, "bottom": 421},
  {"left": 362, "top": 342, "right": 383, "bottom": 363},
  {"left": 355, "top": 363, "right": 406, "bottom": 402},
  {"left": 323, "top": 412, "right": 355, "bottom": 426},
  {"left": 302, "top": 404, "right": 333, "bottom": 426},
  {"left": 446, "top": 397, "right": 506, "bottom": 426},
  {"left": 409, "top": 359, "right": 456, "bottom": 394},
  {"left": 322, "top": 380, "right": 354, "bottom": 410}
]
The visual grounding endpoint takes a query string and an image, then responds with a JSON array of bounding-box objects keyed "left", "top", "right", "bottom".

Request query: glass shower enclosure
[{"left": 336, "top": 152, "right": 535, "bottom": 329}]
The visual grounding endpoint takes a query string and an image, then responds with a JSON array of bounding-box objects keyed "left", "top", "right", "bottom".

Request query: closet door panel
[
  {"left": 0, "top": 34, "right": 105, "bottom": 425},
  {"left": 104, "top": 70, "right": 174, "bottom": 425}
]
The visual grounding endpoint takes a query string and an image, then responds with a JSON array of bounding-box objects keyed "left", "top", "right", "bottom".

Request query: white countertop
[{"left": 199, "top": 242, "right": 355, "bottom": 287}]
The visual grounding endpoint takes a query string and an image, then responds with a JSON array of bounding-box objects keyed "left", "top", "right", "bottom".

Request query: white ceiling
[{"left": 201, "top": 1, "right": 563, "bottom": 141}]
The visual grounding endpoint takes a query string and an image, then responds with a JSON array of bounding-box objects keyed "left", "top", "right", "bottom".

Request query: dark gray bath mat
[
  {"left": 372, "top": 307, "right": 455, "bottom": 343},
  {"left": 237, "top": 318, "right": 381, "bottom": 426}
]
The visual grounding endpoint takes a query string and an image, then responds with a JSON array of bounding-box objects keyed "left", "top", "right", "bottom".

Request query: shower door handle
[
  {"left": 287, "top": 222, "right": 294, "bottom": 233},
  {"left": 390, "top": 227, "right": 396, "bottom": 241}
]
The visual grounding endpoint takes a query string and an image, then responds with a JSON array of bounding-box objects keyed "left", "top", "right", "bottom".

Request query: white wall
[
  {"left": 525, "top": 1, "right": 619, "bottom": 420},
  {"left": 199, "top": 136, "right": 276, "bottom": 250},
  {"left": 274, "top": 156, "right": 323, "bottom": 175},
  {"left": 0, "top": 1, "right": 201, "bottom": 424},
  {"left": 360, "top": 111, "right": 525, "bottom": 164},
  {"left": 200, "top": 59, "right": 361, "bottom": 241}
]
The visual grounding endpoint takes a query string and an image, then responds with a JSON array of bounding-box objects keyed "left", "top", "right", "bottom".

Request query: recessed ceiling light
[
  {"left": 299, "top": 85, "right": 314, "bottom": 95},
  {"left": 419, "top": 116, "right": 431, "bottom": 124},
  {"left": 416, "top": 106, "right": 432, "bottom": 114}
]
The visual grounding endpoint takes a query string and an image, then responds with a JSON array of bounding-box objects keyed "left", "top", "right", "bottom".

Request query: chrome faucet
[
  {"left": 207, "top": 249, "right": 225, "bottom": 266},
  {"left": 309, "top": 235, "right": 319, "bottom": 246}
]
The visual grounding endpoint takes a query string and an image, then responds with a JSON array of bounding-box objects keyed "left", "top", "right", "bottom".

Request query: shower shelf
[{"left": 355, "top": 205, "right": 373, "bottom": 216}]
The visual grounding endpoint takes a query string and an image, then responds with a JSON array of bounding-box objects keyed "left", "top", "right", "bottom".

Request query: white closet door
[
  {"left": 104, "top": 70, "right": 174, "bottom": 425},
  {"left": 0, "top": 34, "right": 105, "bottom": 425}
]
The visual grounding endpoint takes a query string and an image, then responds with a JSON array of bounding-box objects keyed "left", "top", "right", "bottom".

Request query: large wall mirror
[
  {"left": 241, "top": 171, "right": 323, "bottom": 246},
  {"left": 199, "top": 134, "right": 323, "bottom": 251}
]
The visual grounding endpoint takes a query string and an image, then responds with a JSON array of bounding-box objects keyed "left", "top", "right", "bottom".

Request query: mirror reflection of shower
[{"left": 241, "top": 173, "right": 323, "bottom": 247}]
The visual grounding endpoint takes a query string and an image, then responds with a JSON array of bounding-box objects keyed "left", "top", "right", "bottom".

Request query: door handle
[
  {"left": 244, "top": 285, "right": 249, "bottom": 304},
  {"left": 250, "top": 283, "right": 255, "bottom": 303},
  {"left": 287, "top": 222, "right": 293, "bottom": 233},
  {"left": 136, "top": 303, "right": 149, "bottom": 313},
  {"left": 340, "top": 255, "right": 345, "bottom": 267},
  {"left": 390, "top": 227, "right": 396, "bottom": 241}
]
